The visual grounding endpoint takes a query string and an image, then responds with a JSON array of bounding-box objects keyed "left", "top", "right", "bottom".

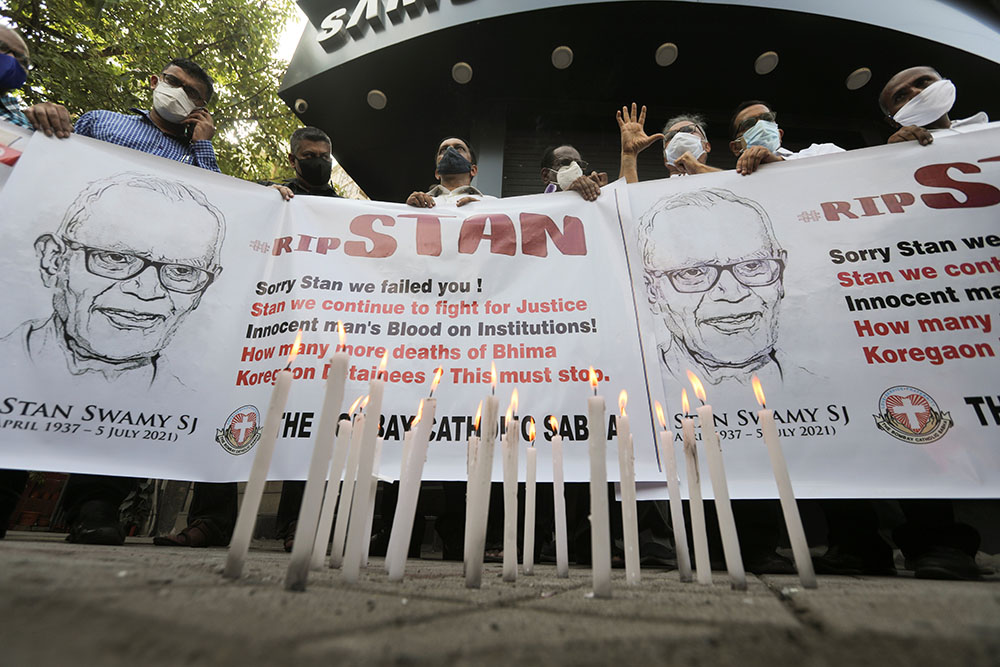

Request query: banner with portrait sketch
[
  {"left": 0, "top": 131, "right": 657, "bottom": 486},
  {"left": 623, "top": 124, "right": 1000, "bottom": 499},
  {"left": 0, "top": 126, "right": 998, "bottom": 498}
]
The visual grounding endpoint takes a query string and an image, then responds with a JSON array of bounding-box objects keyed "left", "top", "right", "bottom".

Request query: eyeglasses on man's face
[
  {"left": 63, "top": 238, "right": 216, "bottom": 294},
  {"left": 735, "top": 111, "right": 778, "bottom": 138},
  {"left": 653, "top": 258, "right": 785, "bottom": 294},
  {"left": 548, "top": 157, "right": 589, "bottom": 173},
  {"left": 663, "top": 125, "right": 703, "bottom": 144},
  {"left": 159, "top": 72, "right": 207, "bottom": 107}
]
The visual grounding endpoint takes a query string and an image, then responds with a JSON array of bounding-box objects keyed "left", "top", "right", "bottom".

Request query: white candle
[
  {"left": 330, "top": 411, "right": 364, "bottom": 568},
  {"left": 502, "top": 391, "right": 520, "bottom": 583},
  {"left": 285, "top": 347, "right": 349, "bottom": 591},
  {"left": 654, "top": 402, "right": 692, "bottom": 583},
  {"left": 343, "top": 355, "right": 387, "bottom": 581},
  {"left": 361, "top": 438, "right": 383, "bottom": 567},
  {"left": 386, "top": 395, "right": 437, "bottom": 580},
  {"left": 681, "top": 389, "right": 711, "bottom": 585},
  {"left": 688, "top": 372, "right": 746, "bottom": 591},
  {"left": 550, "top": 417, "right": 569, "bottom": 578},
  {"left": 466, "top": 386, "right": 499, "bottom": 589},
  {"left": 224, "top": 350, "right": 296, "bottom": 579},
  {"left": 753, "top": 376, "right": 817, "bottom": 589},
  {"left": 463, "top": 431, "right": 479, "bottom": 570},
  {"left": 616, "top": 392, "right": 640, "bottom": 586},
  {"left": 588, "top": 370, "right": 611, "bottom": 599},
  {"left": 311, "top": 416, "right": 353, "bottom": 570},
  {"left": 523, "top": 419, "right": 537, "bottom": 576}
]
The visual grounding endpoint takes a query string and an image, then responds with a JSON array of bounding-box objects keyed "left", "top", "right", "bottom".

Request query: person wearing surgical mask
[
  {"left": 615, "top": 104, "right": 720, "bottom": 183},
  {"left": 540, "top": 144, "right": 607, "bottom": 201},
  {"left": 261, "top": 126, "right": 340, "bottom": 201},
  {"left": 72, "top": 58, "right": 219, "bottom": 172},
  {"left": 14, "top": 58, "right": 224, "bottom": 550},
  {"left": 406, "top": 136, "right": 495, "bottom": 208},
  {"left": 659, "top": 114, "right": 721, "bottom": 178},
  {"left": 879, "top": 66, "right": 993, "bottom": 147},
  {"left": 728, "top": 101, "right": 844, "bottom": 175}
]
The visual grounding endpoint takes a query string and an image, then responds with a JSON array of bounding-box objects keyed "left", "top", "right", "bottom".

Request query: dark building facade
[{"left": 280, "top": 0, "right": 1000, "bottom": 202}]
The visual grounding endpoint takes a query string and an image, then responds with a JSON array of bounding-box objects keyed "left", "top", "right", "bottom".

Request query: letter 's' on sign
[{"left": 317, "top": 0, "right": 442, "bottom": 43}]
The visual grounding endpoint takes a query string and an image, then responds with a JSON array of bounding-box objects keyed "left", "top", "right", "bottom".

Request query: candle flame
[
  {"left": 412, "top": 400, "right": 423, "bottom": 426},
  {"left": 491, "top": 362, "right": 497, "bottom": 393},
  {"left": 510, "top": 388, "right": 519, "bottom": 417},
  {"left": 348, "top": 395, "right": 363, "bottom": 415},
  {"left": 361, "top": 395, "right": 370, "bottom": 411},
  {"left": 378, "top": 350, "right": 389, "bottom": 376},
  {"left": 686, "top": 369, "right": 706, "bottom": 404},
  {"left": 527, "top": 417, "right": 536, "bottom": 443},
  {"left": 618, "top": 390, "right": 628, "bottom": 417},
  {"left": 681, "top": 389, "right": 690, "bottom": 416},
  {"left": 654, "top": 401, "right": 667, "bottom": 429},
  {"left": 429, "top": 366, "right": 444, "bottom": 396},
  {"left": 337, "top": 320, "right": 346, "bottom": 350},
  {"left": 473, "top": 401, "right": 482, "bottom": 431},
  {"left": 752, "top": 375, "right": 766, "bottom": 409},
  {"left": 589, "top": 366, "right": 598, "bottom": 393},
  {"left": 286, "top": 328, "right": 304, "bottom": 365},
  {"left": 505, "top": 402, "right": 513, "bottom": 425},
  {"left": 548, "top": 415, "right": 558, "bottom": 432}
]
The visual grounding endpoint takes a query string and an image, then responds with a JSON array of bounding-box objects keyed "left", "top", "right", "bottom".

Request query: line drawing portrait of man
[
  {"left": 637, "top": 187, "right": 800, "bottom": 390},
  {"left": 0, "top": 172, "right": 226, "bottom": 391}
]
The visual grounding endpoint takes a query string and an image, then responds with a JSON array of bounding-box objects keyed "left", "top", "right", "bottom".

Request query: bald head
[{"left": 879, "top": 66, "right": 942, "bottom": 117}]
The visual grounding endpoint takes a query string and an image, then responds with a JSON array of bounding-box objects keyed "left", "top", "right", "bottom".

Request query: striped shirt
[
  {"left": 74, "top": 108, "right": 219, "bottom": 172},
  {"left": 0, "top": 92, "right": 32, "bottom": 129}
]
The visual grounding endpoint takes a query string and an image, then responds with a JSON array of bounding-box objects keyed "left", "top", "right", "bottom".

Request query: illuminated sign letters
[{"left": 316, "top": 0, "right": 441, "bottom": 42}]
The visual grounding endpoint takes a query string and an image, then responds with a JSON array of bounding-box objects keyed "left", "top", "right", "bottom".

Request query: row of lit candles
[{"left": 222, "top": 326, "right": 816, "bottom": 596}]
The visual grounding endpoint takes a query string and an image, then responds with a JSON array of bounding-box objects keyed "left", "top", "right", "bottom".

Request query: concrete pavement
[{"left": 1, "top": 532, "right": 998, "bottom": 666}]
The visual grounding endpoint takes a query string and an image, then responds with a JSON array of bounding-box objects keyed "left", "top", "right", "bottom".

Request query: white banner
[
  {"left": 1, "top": 127, "right": 998, "bottom": 497},
  {"left": 626, "top": 126, "right": 1000, "bottom": 499},
  {"left": 0, "top": 132, "right": 655, "bottom": 485}
]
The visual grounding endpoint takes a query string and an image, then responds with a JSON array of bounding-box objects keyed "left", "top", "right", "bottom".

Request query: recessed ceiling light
[
  {"left": 846, "top": 67, "right": 872, "bottom": 90},
  {"left": 551, "top": 46, "right": 573, "bottom": 70},
  {"left": 754, "top": 51, "right": 779, "bottom": 75},
  {"left": 367, "top": 89, "right": 387, "bottom": 110},
  {"left": 655, "top": 42, "right": 678, "bottom": 67},
  {"left": 452, "top": 62, "right": 473, "bottom": 84}
]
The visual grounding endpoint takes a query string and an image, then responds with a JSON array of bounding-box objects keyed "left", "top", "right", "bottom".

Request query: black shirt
[{"left": 258, "top": 177, "right": 341, "bottom": 198}]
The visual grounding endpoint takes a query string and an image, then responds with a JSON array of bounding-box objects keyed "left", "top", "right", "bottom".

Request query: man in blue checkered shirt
[
  {"left": 1, "top": 56, "right": 226, "bottom": 547},
  {"left": 71, "top": 57, "right": 220, "bottom": 172}
]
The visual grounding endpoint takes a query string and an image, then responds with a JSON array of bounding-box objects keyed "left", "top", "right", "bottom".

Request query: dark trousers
[
  {"left": 0, "top": 469, "right": 30, "bottom": 534},
  {"left": 187, "top": 482, "right": 238, "bottom": 541},
  {"left": 61, "top": 474, "right": 137, "bottom": 523},
  {"left": 821, "top": 498, "right": 979, "bottom": 559}
]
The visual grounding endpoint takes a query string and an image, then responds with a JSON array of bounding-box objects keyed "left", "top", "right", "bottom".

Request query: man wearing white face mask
[
  {"left": 879, "top": 66, "right": 993, "bottom": 146},
  {"left": 540, "top": 144, "right": 607, "bottom": 201},
  {"left": 616, "top": 104, "right": 720, "bottom": 182},
  {"left": 72, "top": 58, "right": 219, "bottom": 172},
  {"left": 728, "top": 100, "right": 844, "bottom": 175}
]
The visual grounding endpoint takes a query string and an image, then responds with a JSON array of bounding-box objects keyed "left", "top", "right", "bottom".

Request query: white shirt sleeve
[{"left": 780, "top": 143, "right": 845, "bottom": 160}]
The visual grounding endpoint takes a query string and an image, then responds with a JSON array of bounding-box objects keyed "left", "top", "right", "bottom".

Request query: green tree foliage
[{"left": 2, "top": 0, "right": 300, "bottom": 180}]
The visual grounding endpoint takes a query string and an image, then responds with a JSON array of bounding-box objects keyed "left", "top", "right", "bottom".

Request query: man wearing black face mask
[
  {"left": 261, "top": 126, "right": 340, "bottom": 201},
  {"left": 156, "top": 127, "right": 342, "bottom": 552},
  {"left": 406, "top": 137, "right": 493, "bottom": 208}
]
